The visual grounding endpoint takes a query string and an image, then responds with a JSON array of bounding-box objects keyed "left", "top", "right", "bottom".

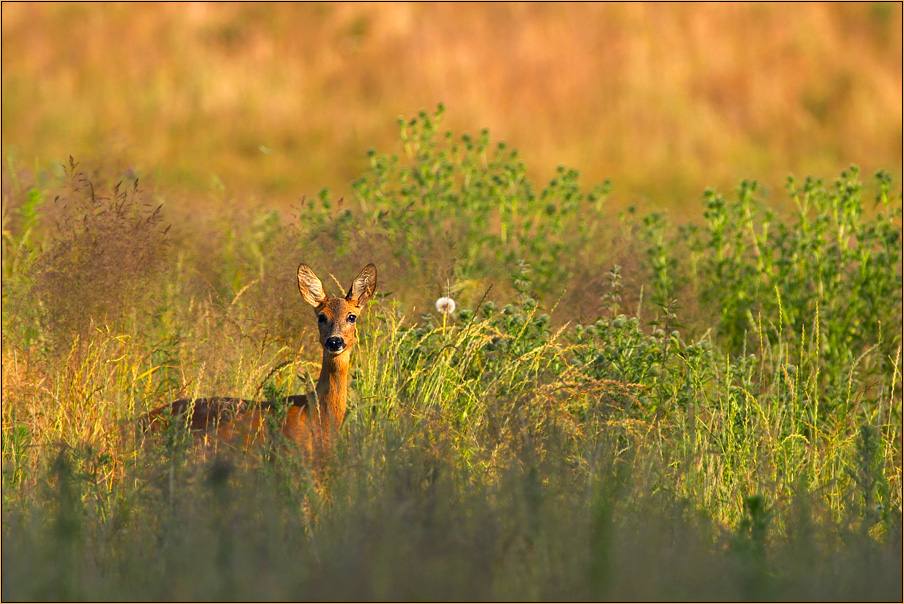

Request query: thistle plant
[{"left": 1, "top": 111, "right": 900, "bottom": 601}]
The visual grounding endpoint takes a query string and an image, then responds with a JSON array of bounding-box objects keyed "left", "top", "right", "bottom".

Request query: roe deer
[{"left": 145, "top": 263, "right": 377, "bottom": 462}]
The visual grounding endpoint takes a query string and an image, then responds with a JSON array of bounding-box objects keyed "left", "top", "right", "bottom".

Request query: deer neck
[{"left": 315, "top": 349, "right": 349, "bottom": 428}]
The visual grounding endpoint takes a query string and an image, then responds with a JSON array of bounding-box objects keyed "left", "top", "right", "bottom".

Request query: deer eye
[
  {"left": 318, "top": 313, "right": 327, "bottom": 324},
  {"left": 347, "top": 314, "right": 357, "bottom": 323}
]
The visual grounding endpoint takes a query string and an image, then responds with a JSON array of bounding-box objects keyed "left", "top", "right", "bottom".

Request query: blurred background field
[{"left": 2, "top": 2, "right": 901, "bottom": 214}]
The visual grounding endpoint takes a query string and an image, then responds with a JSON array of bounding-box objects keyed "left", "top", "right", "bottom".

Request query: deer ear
[
  {"left": 297, "top": 264, "right": 328, "bottom": 308},
  {"left": 346, "top": 264, "right": 377, "bottom": 307}
]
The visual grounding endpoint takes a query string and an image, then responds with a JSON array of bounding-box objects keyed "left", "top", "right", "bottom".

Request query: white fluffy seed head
[{"left": 435, "top": 297, "right": 456, "bottom": 314}]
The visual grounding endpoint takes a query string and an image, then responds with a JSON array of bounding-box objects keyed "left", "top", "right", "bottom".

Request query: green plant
[{"left": 1, "top": 113, "right": 900, "bottom": 601}]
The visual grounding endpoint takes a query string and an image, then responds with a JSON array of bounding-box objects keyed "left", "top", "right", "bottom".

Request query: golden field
[
  {"left": 2, "top": 2, "right": 901, "bottom": 214},
  {"left": 1, "top": 5, "right": 902, "bottom": 600}
]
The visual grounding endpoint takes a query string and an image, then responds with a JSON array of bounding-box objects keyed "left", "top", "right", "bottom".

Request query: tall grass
[{"left": 2, "top": 113, "right": 901, "bottom": 600}]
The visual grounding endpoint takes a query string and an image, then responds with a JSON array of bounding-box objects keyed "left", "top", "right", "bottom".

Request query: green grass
[{"left": 1, "top": 111, "right": 901, "bottom": 600}]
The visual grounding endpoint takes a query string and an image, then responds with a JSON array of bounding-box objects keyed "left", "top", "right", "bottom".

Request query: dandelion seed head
[{"left": 435, "top": 296, "right": 456, "bottom": 314}]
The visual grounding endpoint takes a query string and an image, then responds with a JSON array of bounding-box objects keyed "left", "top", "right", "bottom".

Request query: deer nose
[{"left": 325, "top": 336, "right": 346, "bottom": 353}]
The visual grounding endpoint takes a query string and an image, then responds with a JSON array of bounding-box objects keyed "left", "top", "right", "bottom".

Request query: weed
[{"left": 1, "top": 113, "right": 901, "bottom": 600}]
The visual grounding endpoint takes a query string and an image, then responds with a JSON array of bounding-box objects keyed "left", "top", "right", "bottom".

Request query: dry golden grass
[{"left": 1, "top": 2, "right": 901, "bottom": 214}]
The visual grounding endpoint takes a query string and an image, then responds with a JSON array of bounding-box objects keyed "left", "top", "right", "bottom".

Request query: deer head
[{"left": 297, "top": 263, "right": 377, "bottom": 356}]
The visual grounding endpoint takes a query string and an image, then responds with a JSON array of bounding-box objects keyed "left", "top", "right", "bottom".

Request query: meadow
[
  {"left": 2, "top": 3, "right": 901, "bottom": 213},
  {"left": 1, "top": 107, "right": 902, "bottom": 600}
]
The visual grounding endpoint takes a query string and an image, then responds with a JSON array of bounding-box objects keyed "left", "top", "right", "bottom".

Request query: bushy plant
[{"left": 1, "top": 110, "right": 901, "bottom": 600}]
